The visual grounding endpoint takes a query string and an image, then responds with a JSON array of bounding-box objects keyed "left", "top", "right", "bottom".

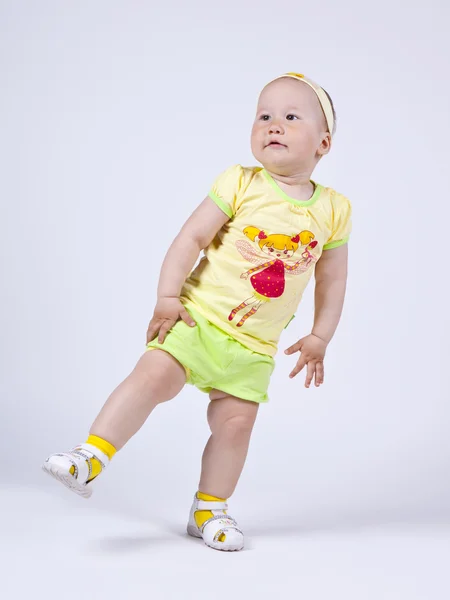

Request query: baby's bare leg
[
  {"left": 198, "top": 390, "right": 259, "bottom": 499},
  {"left": 90, "top": 349, "right": 186, "bottom": 450}
]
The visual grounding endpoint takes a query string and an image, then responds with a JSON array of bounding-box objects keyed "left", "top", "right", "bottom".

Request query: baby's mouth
[{"left": 266, "top": 141, "right": 287, "bottom": 148}]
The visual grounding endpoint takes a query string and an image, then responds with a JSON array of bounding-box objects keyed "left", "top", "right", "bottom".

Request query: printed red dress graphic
[
  {"left": 229, "top": 226, "right": 319, "bottom": 328},
  {"left": 250, "top": 259, "right": 286, "bottom": 298}
]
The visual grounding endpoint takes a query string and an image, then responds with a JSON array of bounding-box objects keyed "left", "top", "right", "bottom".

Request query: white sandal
[
  {"left": 42, "top": 444, "right": 110, "bottom": 499},
  {"left": 186, "top": 494, "right": 244, "bottom": 552}
]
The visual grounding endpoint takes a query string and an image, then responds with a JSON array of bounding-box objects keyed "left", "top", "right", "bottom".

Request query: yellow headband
[{"left": 271, "top": 72, "right": 334, "bottom": 136}]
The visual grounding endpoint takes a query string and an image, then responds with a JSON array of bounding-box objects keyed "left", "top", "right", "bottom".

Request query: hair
[
  {"left": 243, "top": 226, "right": 315, "bottom": 251},
  {"left": 322, "top": 87, "right": 337, "bottom": 136},
  {"left": 264, "top": 77, "right": 337, "bottom": 136}
]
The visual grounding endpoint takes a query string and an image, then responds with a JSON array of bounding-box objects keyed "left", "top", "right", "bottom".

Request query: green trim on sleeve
[
  {"left": 323, "top": 236, "right": 349, "bottom": 250},
  {"left": 209, "top": 191, "right": 233, "bottom": 218}
]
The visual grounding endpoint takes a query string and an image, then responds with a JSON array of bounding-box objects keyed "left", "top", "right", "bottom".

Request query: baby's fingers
[
  {"left": 314, "top": 362, "right": 324, "bottom": 387},
  {"left": 146, "top": 319, "right": 161, "bottom": 344},
  {"left": 285, "top": 341, "right": 301, "bottom": 355},
  {"left": 289, "top": 355, "right": 306, "bottom": 378},
  {"left": 158, "top": 320, "right": 175, "bottom": 344},
  {"left": 179, "top": 308, "right": 196, "bottom": 328},
  {"left": 305, "top": 361, "right": 315, "bottom": 388}
]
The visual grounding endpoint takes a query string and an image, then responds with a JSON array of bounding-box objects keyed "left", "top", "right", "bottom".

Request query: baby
[{"left": 43, "top": 72, "right": 352, "bottom": 552}]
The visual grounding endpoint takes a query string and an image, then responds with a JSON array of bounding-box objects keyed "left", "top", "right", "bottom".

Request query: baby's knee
[
  {"left": 215, "top": 414, "right": 256, "bottom": 438},
  {"left": 132, "top": 350, "right": 186, "bottom": 404}
]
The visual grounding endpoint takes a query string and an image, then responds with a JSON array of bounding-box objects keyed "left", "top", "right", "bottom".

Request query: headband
[{"left": 270, "top": 72, "right": 334, "bottom": 136}]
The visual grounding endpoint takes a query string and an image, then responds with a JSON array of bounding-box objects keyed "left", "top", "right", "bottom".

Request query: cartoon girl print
[{"left": 229, "top": 226, "right": 319, "bottom": 328}]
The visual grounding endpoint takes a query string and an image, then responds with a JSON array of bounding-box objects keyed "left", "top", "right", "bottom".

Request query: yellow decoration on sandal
[
  {"left": 69, "top": 435, "right": 117, "bottom": 482},
  {"left": 195, "top": 491, "right": 228, "bottom": 543},
  {"left": 69, "top": 457, "right": 102, "bottom": 481},
  {"left": 87, "top": 435, "right": 117, "bottom": 460}
]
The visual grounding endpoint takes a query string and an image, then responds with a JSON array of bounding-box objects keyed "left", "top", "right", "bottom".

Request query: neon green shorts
[{"left": 145, "top": 303, "right": 275, "bottom": 403}]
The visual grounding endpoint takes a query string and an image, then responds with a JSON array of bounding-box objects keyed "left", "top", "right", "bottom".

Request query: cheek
[
  {"left": 288, "top": 125, "right": 316, "bottom": 147},
  {"left": 250, "top": 126, "right": 258, "bottom": 144},
  {"left": 251, "top": 127, "right": 264, "bottom": 158}
]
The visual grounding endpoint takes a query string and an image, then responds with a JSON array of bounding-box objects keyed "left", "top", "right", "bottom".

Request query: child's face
[
  {"left": 261, "top": 244, "right": 295, "bottom": 259},
  {"left": 251, "top": 78, "right": 331, "bottom": 174}
]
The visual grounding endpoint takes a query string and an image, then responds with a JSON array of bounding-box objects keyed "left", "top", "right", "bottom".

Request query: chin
[{"left": 260, "top": 154, "right": 289, "bottom": 171}]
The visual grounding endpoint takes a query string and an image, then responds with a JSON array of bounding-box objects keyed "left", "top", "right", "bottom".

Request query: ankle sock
[
  {"left": 69, "top": 434, "right": 117, "bottom": 482},
  {"left": 195, "top": 491, "right": 228, "bottom": 542}
]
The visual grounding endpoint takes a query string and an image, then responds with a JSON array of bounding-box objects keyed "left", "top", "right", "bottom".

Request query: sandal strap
[
  {"left": 200, "top": 513, "right": 237, "bottom": 533},
  {"left": 213, "top": 526, "right": 244, "bottom": 542},
  {"left": 74, "top": 444, "right": 110, "bottom": 469},
  {"left": 195, "top": 499, "right": 228, "bottom": 511},
  {"left": 54, "top": 453, "right": 81, "bottom": 478}
]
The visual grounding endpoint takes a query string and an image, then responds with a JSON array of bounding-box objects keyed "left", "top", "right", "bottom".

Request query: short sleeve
[
  {"left": 208, "top": 165, "right": 246, "bottom": 218},
  {"left": 323, "top": 192, "right": 352, "bottom": 250}
]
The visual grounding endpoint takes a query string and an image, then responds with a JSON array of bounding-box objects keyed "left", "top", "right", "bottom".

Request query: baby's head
[{"left": 251, "top": 73, "right": 336, "bottom": 176}]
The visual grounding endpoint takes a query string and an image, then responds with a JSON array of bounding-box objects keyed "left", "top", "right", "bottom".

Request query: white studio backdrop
[{"left": 1, "top": 1, "right": 449, "bottom": 525}]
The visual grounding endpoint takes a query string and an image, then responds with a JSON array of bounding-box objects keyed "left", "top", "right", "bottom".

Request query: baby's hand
[
  {"left": 240, "top": 272, "right": 250, "bottom": 280},
  {"left": 146, "top": 297, "right": 196, "bottom": 345},
  {"left": 284, "top": 334, "right": 327, "bottom": 388}
]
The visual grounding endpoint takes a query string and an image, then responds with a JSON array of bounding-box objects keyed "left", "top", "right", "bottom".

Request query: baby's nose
[{"left": 269, "top": 121, "right": 284, "bottom": 134}]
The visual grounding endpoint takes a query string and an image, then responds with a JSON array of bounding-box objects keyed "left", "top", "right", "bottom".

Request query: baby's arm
[
  {"left": 284, "top": 244, "right": 348, "bottom": 387},
  {"left": 146, "top": 197, "right": 230, "bottom": 344},
  {"left": 312, "top": 244, "right": 348, "bottom": 343}
]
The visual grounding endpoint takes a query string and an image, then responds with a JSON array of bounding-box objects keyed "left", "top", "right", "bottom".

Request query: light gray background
[{"left": 1, "top": 1, "right": 449, "bottom": 598}]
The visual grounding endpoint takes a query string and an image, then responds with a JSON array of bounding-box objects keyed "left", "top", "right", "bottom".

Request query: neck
[{"left": 265, "top": 168, "right": 316, "bottom": 201}]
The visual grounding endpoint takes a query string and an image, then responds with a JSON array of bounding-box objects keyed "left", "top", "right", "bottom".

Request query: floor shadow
[
  {"left": 93, "top": 532, "right": 177, "bottom": 554},
  {"left": 93, "top": 503, "right": 450, "bottom": 545},
  {"left": 244, "top": 509, "right": 450, "bottom": 538}
]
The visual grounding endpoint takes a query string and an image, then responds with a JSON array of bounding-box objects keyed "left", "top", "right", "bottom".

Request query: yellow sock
[
  {"left": 195, "top": 491, "right": 228, "bottom": 543},
  {"left": 87, "top": 435, "right": 117, "bottom": 460},
  {"left": 69, "top": 435, "right": 117, "bottom": 482}
]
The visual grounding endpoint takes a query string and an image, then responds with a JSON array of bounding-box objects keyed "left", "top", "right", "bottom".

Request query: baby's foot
[
  {"left": 186, "top": 492, "right": 244, "bottom": 552},
  {"left": 42, "top": 443, "right": 110, "bottom": 499}
]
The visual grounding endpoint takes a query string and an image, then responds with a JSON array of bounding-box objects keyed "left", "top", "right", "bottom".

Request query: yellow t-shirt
[{"left": 181, "top": 165, "right": 352, "bottom": 357}]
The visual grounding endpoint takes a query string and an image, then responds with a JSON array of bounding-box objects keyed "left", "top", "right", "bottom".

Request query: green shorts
[{"left": 146, "top": 303, "right": 275, "bottom": 403}]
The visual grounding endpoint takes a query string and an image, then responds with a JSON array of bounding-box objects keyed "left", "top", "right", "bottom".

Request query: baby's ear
[{"left": 319, "top": 133, "right": 332, "bottom": 155}]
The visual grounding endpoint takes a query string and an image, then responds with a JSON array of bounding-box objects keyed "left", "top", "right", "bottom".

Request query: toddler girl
[{"left": 43, "top": 72, "right": 352, "bottom": 552}]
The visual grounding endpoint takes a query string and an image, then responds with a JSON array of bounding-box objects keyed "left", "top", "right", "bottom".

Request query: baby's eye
[
  {"left": 286, "top": 114, "right": 299, "bottom": 121},
  {"left": 260, "top": 114, "right": 270, "bottom": 121},
  {"left": 269, "top": 248, "right": 274, "bottom": 252},
  {"left": 284, "top": 250, "right": 288, "bottom": 254}
]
